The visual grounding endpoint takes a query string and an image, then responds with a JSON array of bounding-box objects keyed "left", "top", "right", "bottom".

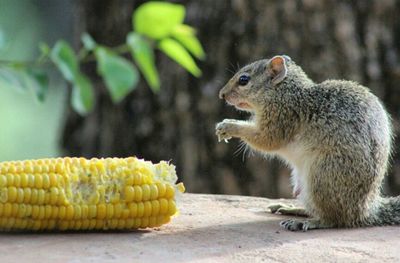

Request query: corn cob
[{"left": 0, "top": 157, "right": 185, "bottom": 231}]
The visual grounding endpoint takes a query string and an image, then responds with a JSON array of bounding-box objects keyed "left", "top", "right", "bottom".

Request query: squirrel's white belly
[{"left": 274, "top": 140, "right": 316, "bottom": 204}]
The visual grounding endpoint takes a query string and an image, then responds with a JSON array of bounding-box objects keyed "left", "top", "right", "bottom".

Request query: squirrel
[{"left": 216, "top": 55, "right": 398, "bottom": 231}]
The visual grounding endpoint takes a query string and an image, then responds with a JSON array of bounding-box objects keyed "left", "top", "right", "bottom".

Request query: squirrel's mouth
[
  {"left": 225, "top": 98, "right": 253, "bottom": 111},
  {"left": 236, "top": 102, "right": 252, "bottom": 111}
]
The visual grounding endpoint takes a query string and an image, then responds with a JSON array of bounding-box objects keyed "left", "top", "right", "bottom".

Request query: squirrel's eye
[{"left": 238, "top": 75, "right": 250, "bottom": 86}]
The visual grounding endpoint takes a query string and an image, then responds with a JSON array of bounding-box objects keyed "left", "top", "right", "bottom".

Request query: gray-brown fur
[{"left": 216, "top": 55, "right": 397, "bottom": 231}]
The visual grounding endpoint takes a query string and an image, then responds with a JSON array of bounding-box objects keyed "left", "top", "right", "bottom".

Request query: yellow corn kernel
[
  {"left": 27, "top": 174, "right": 35, "bottom": 188},
  {"left": 48, "top": 219, "right": 56, "bottom": 230},
  {"left": 156, "top": 183, "right": 166, "bottom": 197},
  {"left": 42, "top": 174, "right": 50, "bottom": 188},
  {"left": 51, "top": 206, "right": 59, "bottom": 219},
  {"left": 17, "top": 204, "right": 26, "bottom": 218},
  {"left": 5, "top": 217, "right": 15, "bottom": 229},
  {"left": 66, "top": 205, "right": 74, "bottom": 220},
  {"left": 32, "top": 205, "right": 39, "bottom": 219},
  {"left": 49, "top": 173, "right": 58, "bottom": 187},
  {"left": 140, "top": 217, "right": 149, "bottom": 228},
  {"left": 149, "top": 184, "right": 158, "bottom": 200},
  {"left": 134, "top": 173, "right": 142, "bottom": 185},
  {"left": 35, "top": 174, "right": 43, "bottom": 188},
  {"left": 109, "top": 219, "right": 118, "bottom": 229},
  {"left": 45, "top": 205, "right": 52, "bottom": 219},
  {"left": 14, "top": 175, "right": 21, "bottom": 187},
  {"left": 8, "top": 187, "right": 17, "bottom": 203},
  {"left": 5, "top": 175, "right": 14, "bottom": 188},
  {"left": 30, "top": 189, "right": 38, "bottom": 204},
  {"left": 58, "top": 206, "right": 66, "bottom": 219},
  {"left": 137, "top": 202, "right": 144, "bottom": 217},
  {"left": 125, "top": 175, "right": 134, "bottom": 186},
  {"left": 134, "top": 218, "right": 141, "bottom": 228},
  {"left": 74, "top": 220, "right": 82, "bottom": 230},
  {"left": 0, "top": 203, "right": 3, "bottom": 216},
  {"left": 151, "top": 200, "right": 160, "bottom": 216},
  {"left": 74, "top": 205, "right": 82, "bottom": 219},
  {"left": 0, "top": 175, "right": 6, "bottom": 187},
  {"left": 117, "top": 219, "right": 125, "bottom": 229},
  {"left": 12, "top": 203, "right": 19, "bottom": 217},
  {"left": 114, "top": 203, "right": 123, "bottom": 218},
  {"left": 16, "top": 188, "right": 24, "bottom": 203},
  {"left": 124, "top": 186, "right": 135, "bottom": 202},
  {"left": 59, "top": 220, "right": 68, "bottom": 230},
  {"left": 143, "top": 201, "right": 152, "bottom": 217},
  {"left": 134, "top": 185, "right": 142, "bottom": 201},
  {"left": 126, "top": 219, "right": 134, "bottom": 228},
  {"left": 177, "top": 182, "right": 185, "bottom": 193},
  {"left": 50, "top": 187, "right": 59, "bottom": 205},
  {"left": 23, "top": 188, "right": 31, "bottom": 203},
  {"left": 25, "top": 204, "right": 32, "bottom": 217},
  {"left": 38, "top": 206, "right": 45, "bottom": 219},
  {"left": 121, "top": 208, "right": 129, "bottom": 219},
  {"left": 168, "top": 200, "right": 177, "bottom": 216},
  {"left": 97, "top": 204, "right": 106, "bottom": 219},
  {"left": 165, "top": 184, "right": 175, "bottom": 199},
  {"left": 89, "top": 219, "right": 97, "bottom": 229},
  {"left": 129, "top": 203, "right": 138, "bottom": 217},
  {"left": 88, "top": 205, "right": 97, "bottom": 218},
  {"left": 82, "top": 219, "right": 90, "bottom": 229},
  {"left": 148, "top": 216, "right": 156, "bottom": 228},
  {"left": 20, "top": 174, "right": 28, "bottom": 188},
  {"left": 106, "top": 204, "right": 114, "bottom": 219},
  {"left": 81, "top": 204, "right": 89, "bottom": 219},
  {"left": 159, "top": 198, "right": 169, "bottom": 214},
  {"left": 37, "top": 189, "right": 46, "bottom": 205},
  {"left": 142, "top": 184, "right": 150, "bottom": 201}
]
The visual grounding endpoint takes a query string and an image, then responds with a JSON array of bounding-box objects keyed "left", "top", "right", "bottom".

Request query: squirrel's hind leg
[
  {"left": 280, "top": 218, "right": 332, "bottom": 231},
  {"left": 268, "top": 203, "right": 308, "bottom": 217}
]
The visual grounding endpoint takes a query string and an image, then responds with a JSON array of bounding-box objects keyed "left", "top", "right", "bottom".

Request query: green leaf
[
  {"left": 133, "top": 1, "right": 185, "bottom": 39},
  {"left": 81, "top": 33, "right": 96, "bottom": 51},
  {"left": 127, "top": 32, "right": 160, "bottom": 92},
  {"left": 39, "top": 42, "right": 50, "bottom": 56},
  {"left": 71, "top": 73, "right": 95, "bottom": 115},
  {"left": 172, "top": 24, "right": 205, "bottom": 60},
  {"left": 50, "top": 40, "right": 78, "bottom": 81},
  {"left": 0, "top": 68, "right": 48, "bottom": 102},
  {"left": 158, "top": 38, "right": 201, "bottom": 77},
  {"left": 95, "top": 47, "right": 139, "bottom": 103},
  {"left": 0, "top": 68, "right": 26, "bottom": 92},
  {"left": 24, "top": 69, "right": 49, "bottom": 102}
]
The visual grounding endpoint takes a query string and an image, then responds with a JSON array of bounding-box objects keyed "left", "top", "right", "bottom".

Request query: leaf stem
[{"left": 0, "top": 43, "right": 132, "bottom": 68}]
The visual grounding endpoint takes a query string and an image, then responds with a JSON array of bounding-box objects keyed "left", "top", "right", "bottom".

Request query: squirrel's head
[{"left": 219, "top": 55, "right": 293, "bottom": 112}]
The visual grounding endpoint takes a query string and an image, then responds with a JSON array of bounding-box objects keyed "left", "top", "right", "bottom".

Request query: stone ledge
[{"left": 0, "top": 193, "right": 398, "bottom": 262}]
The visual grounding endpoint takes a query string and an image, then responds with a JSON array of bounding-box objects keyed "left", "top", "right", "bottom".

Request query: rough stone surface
[{"left": 0, "top": 193, "right": 399, "bottom": 263}]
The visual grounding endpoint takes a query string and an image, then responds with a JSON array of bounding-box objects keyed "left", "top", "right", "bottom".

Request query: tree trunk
[{"left": 63, "top": 0, "right": 400, "bottom": 197}]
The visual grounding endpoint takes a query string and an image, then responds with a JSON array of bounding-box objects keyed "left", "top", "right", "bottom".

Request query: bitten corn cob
[{"left": 0, "top": 157, "right": 185, "bottom": 231}]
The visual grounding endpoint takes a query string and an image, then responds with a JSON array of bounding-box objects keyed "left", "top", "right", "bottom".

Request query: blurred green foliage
[
  {"left": 0, "top": 1, "right": 205, "bottom": 116},
  {"left": 0, "top": 0, "right": 65, "bottom": 161}
]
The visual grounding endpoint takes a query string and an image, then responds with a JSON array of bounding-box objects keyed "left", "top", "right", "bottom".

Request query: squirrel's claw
[
  {"left": 280, "top": 219, "right": 310, "bottom": 232},
  {"left": 215, "top": 120, "right": 235, "bottom": 143}
]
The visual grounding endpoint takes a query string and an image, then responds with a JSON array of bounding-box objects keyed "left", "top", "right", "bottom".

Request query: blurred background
[{"left": 0, "top": 0, "right": 400, "bottom": 198}]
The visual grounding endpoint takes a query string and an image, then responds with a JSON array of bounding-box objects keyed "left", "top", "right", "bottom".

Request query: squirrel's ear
[{"left": 267, "top": 56, "right": 287, "bottom": 85}]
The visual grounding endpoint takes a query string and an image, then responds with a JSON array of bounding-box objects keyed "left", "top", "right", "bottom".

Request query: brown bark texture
[{"left": 63, "top": 0, "right": 400, "bottom": 198}]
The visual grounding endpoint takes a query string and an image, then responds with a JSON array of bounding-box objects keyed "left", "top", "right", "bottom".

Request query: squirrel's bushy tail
[{"left": 368, "top": 196, "right": 400, "bottom": 226}]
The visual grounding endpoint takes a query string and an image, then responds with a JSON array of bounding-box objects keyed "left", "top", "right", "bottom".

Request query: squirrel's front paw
[{"left": 215, "top": 119, "right": 240, "bottom": 143}]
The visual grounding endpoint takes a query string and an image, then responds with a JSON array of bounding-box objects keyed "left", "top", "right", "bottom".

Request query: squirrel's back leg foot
[
  {"left": 280, "top": 218, "right": 331, "bottom": 231},
  {"left": 268, "top": 203, "right": 308, "bottom": 217}
]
